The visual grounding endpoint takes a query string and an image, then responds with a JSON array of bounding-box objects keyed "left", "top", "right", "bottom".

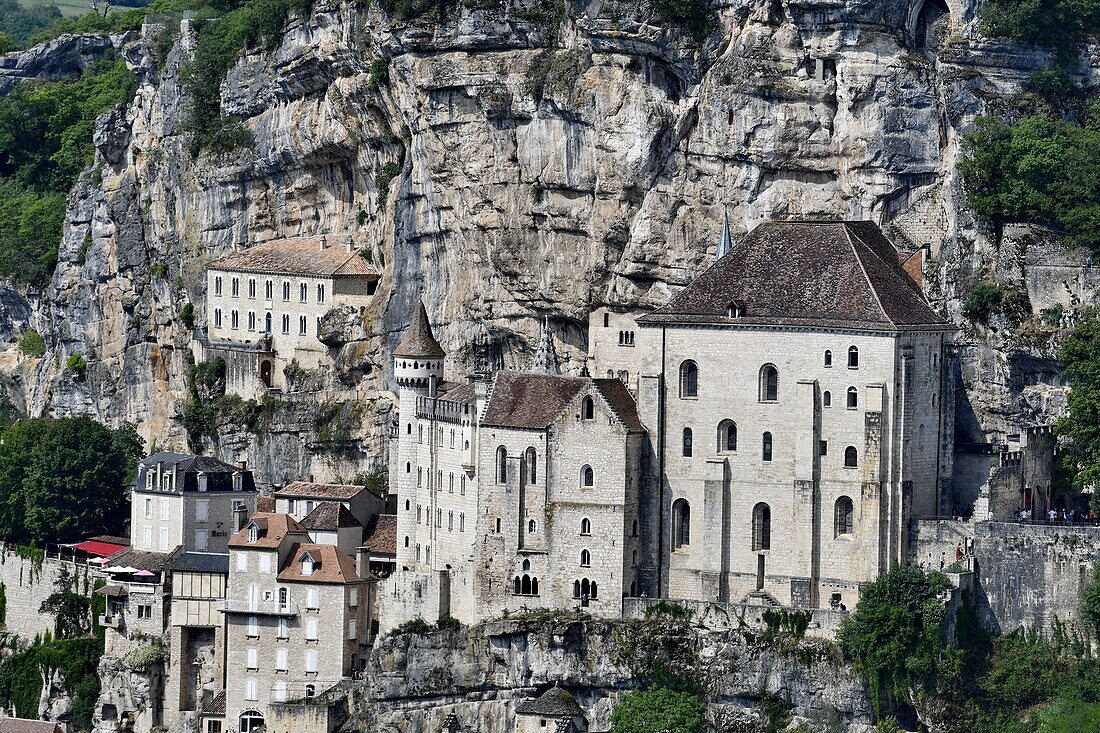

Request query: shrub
[
  {"left": 610, "top": 688, "right": 707, "bottom": 733},
  {"left": 435, "top": 614, "right": 461, "bottom": 631},
  {"left": 17, "top": 331, "right": 45, "bottom": 358},
  {"left": 368, "top": 58, "right": 390, "bottom": 89},
  {"left": 179, "top": 302, "right": 195, "bottom": 329},
  {"left": 392, "top": 617, "right": 433, "bottom": 635},
  {"left": 980, "top": 0, "right": 1100, "bottom": 52},
  {"left": 65, "top": 354, "right": 86, "bottom": 373},
  {"left": 963, "top": 283, "right": 1003, "bottom": 323},
  {"left": 375, "top": 161, "right": 401, "bottom": 204}
]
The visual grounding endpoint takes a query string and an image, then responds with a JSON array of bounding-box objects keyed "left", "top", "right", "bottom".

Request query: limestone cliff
[{"left": 0, "top": 0, "right": 1093, "bottom": 481}]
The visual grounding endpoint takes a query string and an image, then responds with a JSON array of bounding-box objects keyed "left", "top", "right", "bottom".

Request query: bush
[
  {"left": 65, "top": 354, "right": 86, "bottom": 373},
  {"left": 17, "top": 331, "right": 45, "bottom": 358},
  {"left": 963, "top": 283, "right": 1004, "bottom": 323},
  {"left": 179, "top": 302, "right": 195, "bottom": 329},
  {"left": 610, "top": 688, "right": 707, "bottom": 733},
  {"left": 392, "top": 617, "right": 433, "bottom": 635},
  {"left": 980, "top": 0, "right": 1100, "bottom": 52},
  {"left": 0, "top": 0, "right": 62, "bottom": 46},
  {"left": 368, "top": 58, "right": 389, "bottom": 89},
  {"left": 375, "top": 161, "right": 401, "bottom": 204}
]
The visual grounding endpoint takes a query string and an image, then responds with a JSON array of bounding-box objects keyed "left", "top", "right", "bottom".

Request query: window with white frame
[
  {"left": 159, "top": 527, "right": 169, "bottom": 550},
  {"left": 160, "top": 498, "right": 170, "bottom": 519},
  {"left": 230, "top": 310, "right": 239, "bottom": 329},
  {"left": 246, "top": 615, "right": 258, "bottom": 636},
  {"left": 196, "top": 499, "right": 208, "bottom": 522},
  {"left": 276, "top": 647, "right": 288, "bottom": 670},
  {"left": 247, "top": 648, "right": 258, "bottom": 669},
  {"left": 195, "top": 530, "right": 207, "bottom": 550},
  {"left": 259, "top": 554, "right": 271, "bottom": 573},
  {"left": 306, "top": 618, "right": 318, "bottom": 640},
  {"left": 247, "top": 311, "right": 255, "bottom": 331},
  {"left": 143, "top": 526, "right": 152, "bottom": 548},
  {"left": 144, "top": 498, "right": 152, "bottom": 518},
  {"left": 307, "top": 588, "right": 319, "bottom": 609},
  {"left": 245, "top": 678, "right": 257, "bottom": 701},
  {"left": 237, "top": 552, "right": 247, "bottom": 572},
  {"left": 299, "top": 315, "right": 307, "bottom": 335},
  {"left": 305, "top": 649, "right": 318, "bottom": 673},
  {"left": 272, "top": 680, "right": 287, "bottom": 702},
  {"left": 302, "top": 554, "right": 314, "bottom": 576},
  {"left": 349, "top": 588, "right": 359, "bottom": 607}
]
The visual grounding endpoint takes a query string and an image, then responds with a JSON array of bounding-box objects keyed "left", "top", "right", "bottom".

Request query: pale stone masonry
[
  {"left": 198, "top": 236, "right": 379, "bottom": 397},
  {"left": 386, "top": 219, "right": 956, "bottom": 628}
]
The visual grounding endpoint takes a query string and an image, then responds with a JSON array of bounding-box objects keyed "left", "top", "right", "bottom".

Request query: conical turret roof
[{"left": 394, "top": 300, "right": 446, "bottom": 358}]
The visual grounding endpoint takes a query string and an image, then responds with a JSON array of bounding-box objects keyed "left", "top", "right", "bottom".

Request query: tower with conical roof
[{"left": 394, "top": 300, "right": 446, "bottom": 396}]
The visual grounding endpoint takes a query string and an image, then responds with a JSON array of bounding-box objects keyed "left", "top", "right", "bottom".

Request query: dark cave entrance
[{"left": 915, "top": 0, "right": 951, "bottom": 55}]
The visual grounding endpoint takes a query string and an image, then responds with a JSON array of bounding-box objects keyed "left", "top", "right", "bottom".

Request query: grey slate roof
[
  {"left": 482, "top": 372, "right": 587, "bottom": 429},
  {"left": 0, "top": 719, "right": 63, "bottom": 733},
  {"left": 592, "top": 378, "right": 646, "bottom": 433},
  {"left": 394, "top": 301, "right": 446, "bottom": 358},
  {"left": 516, "top": 687, "right": 585, "bottom": 717},
  {"left": 172, "top": 551, "right": 230, "bottom": 574},
  {"left": 208, "top": 237, "right": 378, "bottom": 278},
  {"left": 639, "top": 220, "right": 950, "bottom": 331},
  {"left": 301, "top": 501, "right": 362, "bottom": 531}
]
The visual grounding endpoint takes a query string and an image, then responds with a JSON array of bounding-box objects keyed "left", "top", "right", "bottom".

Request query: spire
[
  {"left": 531, "top": 318, "right": 561, "bottom": 375},
  {"left": 394, "top": 300, "right": 445, "bottom": 358},
  {"left": 717, "top": 208, "right": 732, "bottom": 260},
  {"left": 441, "top": 712, "right": 462, "bottom": 733}
]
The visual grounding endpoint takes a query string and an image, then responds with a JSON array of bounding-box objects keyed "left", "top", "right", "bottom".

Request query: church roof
[
  {"left": 592, "top": 379, "right": 645, "bottom": 433},
  {"left": 516, "top": 687, "right": 585, "bottom": 717},
  {"left": 482, "top": 372, "right": 587, "bottom": 429},
  {"left": 394, "top": 301, "right": 446, "bottom": 358},
  {"left": 639, "top": 221, "right": 949, "bottom": 331},
  {"left": 208, "top": 237, "right": 378, "bottom": 278}
]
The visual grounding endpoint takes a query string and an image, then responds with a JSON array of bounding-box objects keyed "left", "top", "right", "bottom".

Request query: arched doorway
[
  {"left": 914, "top": 0, "right": 950, "bottom": 55},
  {"left": 239, "top": 710, "right": 264, "bottom": 733},
  {"left": 259, "top": 360, "right": 272, "bottom": 388}
]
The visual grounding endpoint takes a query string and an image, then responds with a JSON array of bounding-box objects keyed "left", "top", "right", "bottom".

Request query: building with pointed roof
[
  {"left": 198, "top": 235, "right": 380, "bottom": 398},
  {"left": 515, "top": 686, "right": 587, "bottom": 733}
]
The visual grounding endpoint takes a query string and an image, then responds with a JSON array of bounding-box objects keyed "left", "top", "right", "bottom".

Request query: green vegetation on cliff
[
  {"left": 0, "top": 56, "right": 136, "bottom": 285},
  {"left": 611, "top": 688, "right": 706, "bottom": 733},
  {"left": 1056, "top": 308, "right": 1100, "bottom": 509},
  {"left": 980, "top": 0, "right": 1100, "bottom": 52}
]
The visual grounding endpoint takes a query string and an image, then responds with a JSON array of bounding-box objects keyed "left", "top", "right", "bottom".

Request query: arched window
[
  {"left": 752, "top": 503, "right": 771, "bottom": 551},
  {"left": 532, "top": 577, "right": 539, "bottom": 595},
  {"left": 835, "top": 496, "right": 854, "bottom": 537},
  {"left": 525, "top": 447, "right": 537, "bottom": 483},
  {"left": 522, "top": 559, "right": 530, "bottom": 571},
  {"left": 264, "top": 312, "right": 272, "bottom": 334},
  {"left": 824, "top": 350, "right": 832, "bottom": 367},
  {"left": 848, "top": 346, "right": 859, "bottom": 368},
  {"left": 762, "top": 432, "right": 773, "bottom": 462},
  {"left": 682, "top": 427, "right": 693, "bottom": 457},
  {"left": 580, "top": 549, "right": 591, "bottom": 567},
  {"left": 239, "top": 711, "right": 265, "bottom": 733},
  {"left": 528, "top": 519, "right": 536, "bottom": 533},
  {"left": 718, "top": 420, "right": 737, "bottom": 452},
  {"left": 580, "top": 518, "right": 591, "bottom": 535},
  {"left": 672, "top": 499, "right": 690, "bottom": 549},
  {"left": 581, "top": 465, "right": 594, "bottom": 488},
  {"left": 847, "top": 386, "right": 858, "bottom": 409},
  {"left": 404, "top": 536, "right": 409, "bottom": 548},
  {"left": 760, "top": 364, "right": 778, "bottom": 402},
  {"left": 496, "top": 446, "right": 507, "bottom": 484},
  {"left": 582, "top": 396, "right": 594, "bottom": 420},
  {"left": 404, "top": 499, "right": 410, "bottom": 510},
  {"left": 590, "top": 581, "right": 598, "bottom": 599},
  {"left": 844, "top": 446, "right": 858, "bottom": 468},
  {"left": 823, "top": 391, "right": 832, "bottom": 407},
  {"left": 514, "top": 576, "right": 521, "bottom": 595},
  {"left": 574, "top": 580, "right": 581, "bottom": 598},
  {"left": 679, "top": 360, "right": 698, "bottom": 398}
]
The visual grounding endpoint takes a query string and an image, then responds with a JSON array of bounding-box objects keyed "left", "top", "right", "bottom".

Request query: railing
[
  {"left": 98, "top": 614, "right": 123, "bottom": 629},
  {"left": 216, "top": 599, "right": 299, "bottom": 616}
]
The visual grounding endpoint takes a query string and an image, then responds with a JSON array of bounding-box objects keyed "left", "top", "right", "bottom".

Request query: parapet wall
[
  {"left": 0, "top": 546, "right": 97, "bottom": 642},
  {"left": 973, "top": 521, "right": 1100, "bottom": 634}
]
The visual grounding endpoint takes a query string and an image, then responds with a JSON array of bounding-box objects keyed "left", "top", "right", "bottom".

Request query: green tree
[
  {"left": 837, "top": 565, "right": 953, "bottom": 715},
  {"left": 0, "top": 417, "right": 143, "bottom": 544},
  {"left": 610, "top": 688, "right": 707, "bottom": 733},
  {"left": 980, "top": 0, "right": 1100, "bottom": 53},
  {"left": 39, "top": 565, "right": 90, "bottom": 639},
  {"left": 1083, "top": 565, "right": 1100, "bottom": 639},
  {"left": 0, "top": 0, "right": 61, "bottom": 46},
  {"left": 1056, "top": 309, "right": 1100, "bottom": 508}
]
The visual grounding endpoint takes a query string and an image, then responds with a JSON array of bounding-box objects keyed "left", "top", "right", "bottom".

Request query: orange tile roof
[
  {"left": 228, "top": 513, "right": 307, "bottom": 549},
  {"left": 277, "top": 543, "right": 361, "bottom": 584},
  {"left": 360, "top": 514, "right": 397, "bottom": 555}
]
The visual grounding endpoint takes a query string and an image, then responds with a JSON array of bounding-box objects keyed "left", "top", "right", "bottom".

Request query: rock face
[
  {"left": 0, "top": 0, "right": 1093, "bottom": 480},
  {"left": 354, "top": 615, "right": 873, "bottom": 733},
  {"left": 0, "top": 33, "right": 122, "bottom": 94}
]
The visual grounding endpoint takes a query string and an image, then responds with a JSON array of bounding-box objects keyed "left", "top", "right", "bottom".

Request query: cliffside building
[{"left": 199, "top": 236, "right": 379, "bottom": 397}]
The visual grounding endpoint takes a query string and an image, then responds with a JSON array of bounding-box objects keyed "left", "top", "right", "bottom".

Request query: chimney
[
  {"left": 319, "top": 235, "right": 328, "bottom": 251},
  {"left": 307, "top": 473, "right": 314, "bottom": 483},
  {"left": 345, "top": 239, "right": 353, "bottom": 254},
  {"left": 234, "top": 504, "right": 248, "bottom": 532},
  {"left": 238, "top": 460, "right": 247, "bottom": 471}
]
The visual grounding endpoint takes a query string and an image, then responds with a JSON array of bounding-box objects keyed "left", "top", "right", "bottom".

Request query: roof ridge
[
  {"left": 841, "top": 224, "right": 894, "bottom": 325},
  {"left": 845, "top": 223, "right": 924, "bottom": 296}
]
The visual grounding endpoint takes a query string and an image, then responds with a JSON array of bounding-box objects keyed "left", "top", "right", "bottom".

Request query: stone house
[
  {"left": 272, "top": 479, "right": 385, "bottom": 527},
  {"left": 131, "top": 453, "right": 258, "bottom": 554},
  {"left": 515, "top": 687, "right": 588, "bottom": 733},
  {"left": 221, "top": 513, "right": 368, "bottom": 732},
  {"left": 633, "top": 220, "right": 956, "bottom": 610},
  {"left": 198, "top": 236, "right": 379, "bottom": 397}
]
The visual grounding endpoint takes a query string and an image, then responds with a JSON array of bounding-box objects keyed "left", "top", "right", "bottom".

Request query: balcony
[
  {"left": 216, "top": 599, "right": 298, "bottom": 616},
  {"left": 98, "top": 614, "right": 123, "bottom": 629}
]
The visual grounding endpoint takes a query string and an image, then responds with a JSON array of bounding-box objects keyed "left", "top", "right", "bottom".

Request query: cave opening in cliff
[{"left": 915, "top": 0, "right": 951, "bottom": 55}]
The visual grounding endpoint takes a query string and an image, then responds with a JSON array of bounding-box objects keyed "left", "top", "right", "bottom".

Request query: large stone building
[
  {"left": 198, "top": 236, "right": 379, "bottom": 396},
  {"left": 386, "top": 219, "right": 955, "bottom": 627}
]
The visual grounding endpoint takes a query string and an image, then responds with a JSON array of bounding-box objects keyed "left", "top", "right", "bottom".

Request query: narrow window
[
  {"left": 847, "top": 386, "right": 858, "bottom": 409},
  {"left": 752, "top": 503, "right": 771, "bottom": 550},
  {"left": 317, "top": 283, "right": 326, "bottom": 303},
  {"left": 844, "top": 446, "right": 858, "bottom": 468},
  {"left": 580, "top": 549, "right": 591, "bottom": 567},
  {"left": 299, "top": 283, "right": 307, "bottom": 302},
  {"left": 760, "top": 364, "right": 778, "bottom": 402},
  {"left": 231, "top": 277, "right": 239, "bottom": 297},
  {"left": 528, "top": 519, "right": 536, "bottom": 533},
  {"left": 525, "top": 447, "right": 537, "bottom": 483},
  {"left": 848, "top": 346, "right": 859, "bottom": 368},
  {"left": 672, "top": 499, "right": 690, "bottom": 549},
  {"left": 603, "top": 313, "right": 609, "bottom": 327},
  {"left": 835, "top": 496, "right": 854, "bottom": 536},
  {"left": 581, "top": 465, "right": 594, "bottom": 488},
  {"left": 299, "top": 315, "right": 307, "bottom": 335},
  {"left": 762, "top": 432, "right": 773, "bottom": 462},
  {"left": 682, "top": 427, "right": 693, "bottom": 457},
  {"left": 718, "top": 420, "right": 737, "bottom": 452},
  {"left": 824, "top": 350, "right": 832, "bottom": 367},
  {"left": 580, "top": 518, "right": 591, "bottom": 535},
  {"left": 496, "top": 446, "right": 507, "bottom": 484},
  {"left": 679, "top": 361, "right": 698, "bottom": 398},
  {"left": 282, "top": 281, "right": 290, "bottom": 301},
  {"left": 214, "top": 276, "right": 222, "bottom": 296},
  {"left": 823, "top": 390, "right": 832, "bottom": 407},
  {"left": 819, "top": 440, "right": 828, "bottom": 456},
  {"left": 265, "top": 279, "right": 272, "bottom": 299},
  {"left": 247, "top": 278, "right": 255, "bottom": 298},
  {"left": 214, "top": 308, "right": 222, "bottom": 328},
  {"left": 582, "top": 396, "right": 594, "bottom": 420}
]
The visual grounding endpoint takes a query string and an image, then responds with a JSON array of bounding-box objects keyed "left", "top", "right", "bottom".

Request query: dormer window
[
  {"left": 302, "top": 554, "right": 315, "bottom": 576},
  {"left": 197, "top": 473, "right": 208, "bottom": 492},
  {"left": 145, "top": 470, "right": 153, "bottom": 489},
  {"left": 248, "top": 525, "right": 258, "bottom": 543},
  {"left": 233, "top": 473, "right": 242, "bottom": 491},
  {"left": 727, "top": 300, "right": 746, "bottom": 318},
  {"left": 162, "top": 473, "right": 174, "bottom": 492}
]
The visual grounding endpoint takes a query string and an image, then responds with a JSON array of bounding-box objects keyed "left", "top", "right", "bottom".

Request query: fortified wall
[{"left": 0, "top": 545, "right": 97, "bottom": 641}]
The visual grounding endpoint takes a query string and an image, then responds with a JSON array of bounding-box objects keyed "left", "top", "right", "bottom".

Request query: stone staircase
[{"left": 741, "top": 590, "right": 782, "bottom": 607}]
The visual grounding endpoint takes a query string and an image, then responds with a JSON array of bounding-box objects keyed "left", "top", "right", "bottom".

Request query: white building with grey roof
[{"left": 198, "top": 236, "right": 380, "bottom": 397}]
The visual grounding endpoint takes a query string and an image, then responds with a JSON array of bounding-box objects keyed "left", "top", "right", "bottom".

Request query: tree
[
  {"left": 837, "top": 565, "right": 953, "bottom": 715},
  {"left": 39, "top": 565, "right": 89, "bottom": 639},
  {"left": 1083, "top": 565, "right": 1100, "bottom": 639},
  {"left": 610, "top": 688, "right": 707, "bottom": 733},
  {"left": 1056, "top": 309, "right": 1100, "bottom": 509},
  {"left": 0, "top": 417, "right": 143, "bottom": 545}
]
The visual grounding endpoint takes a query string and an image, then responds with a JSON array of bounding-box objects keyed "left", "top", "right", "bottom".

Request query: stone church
[{"left": 383, "top": 219, "right": 955, "bottom": 628}]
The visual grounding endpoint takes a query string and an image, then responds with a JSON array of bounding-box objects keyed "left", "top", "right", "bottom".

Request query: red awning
[{"left": 67, "top": 540, "right": 127, "bottom": 558}]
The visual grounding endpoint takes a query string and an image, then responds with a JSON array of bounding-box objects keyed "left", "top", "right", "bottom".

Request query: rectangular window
[
  {"left": 214, "top": 276, "right": 222, "bottom": 296},
  {"left": 231, "top": 310, "right": 239, "bottom": 329},
  {"left": 278, "top": 617, "right": 288, "bottom": 639},
  {"left": 144, "top": 498, "right": 152, "bottom": 518},
  {"left": 281, "top": 314, "right": 290, "bottom": 334},
  {"left": 461, "top": 476, "right": 465, "bottom": 496},
  {"left": 349, "top": 588, "right": 359, "bottom": 607},
  {"left": 214, "top": 308, "right": 221, "bottom": 328},
  {"left": 245, "top": 678, "right": 257, "bottom": 701},
  {"left": 143, "top": 526, "right": 152, "bottom": 549},
  {"left": 282, "top": 281, "right": 291, "bottom": 301},
  {"left": 259, "top": 554, "right": 271, "bottom": 573},
  {"left": 436, "top": 509, "right": 442, "bottom": 528},
  {"left": 317, "top": 283, "right": 325, "bottom": 303},
  {"left": 231, "top": 277, "right": 239, "bottom": 297},
  {"left": 237, "top": 553, "right": 247, "bottom": 572},
  {"left": 448, "top": 511, "right": 453, "bottom": 531},
  {"left": 159, "top": 527, "right": 169, "bottom": 550},
  {"left": 306, "top": 618, "right": 318, "bottom": 640},
  {"left": 195, "top": 530, "right": 208, "bottom": 550},
  {"left": 276, "top": 647, "right": 288, "bottom": 670},
  {"left": 247, "top": 615, "right": 258, "bottom": 636},
  {"left": 196, "top": 499, "right": 208, "bottom": 522},
  {"left": 347, "top": 620, "right": 357, "bottom": 640},
  {"left": 160, "top": 498, "right": 170, "bottom": 520},
  {"left": 307, "top": 589, "right": 319, "bottom": 609},
  {"left": 449, "top": 474, "right": 454, "bottom": 493},
  {"left": 460, "top": 512, "right": 465, "bottom": 532},
  {"left": 247, "top": 647, "right": 258, "bottom": 669},
  {"left": 819, "top": 440, "right": 828, "bottom": 456},
  {"left": 247, "top": 278, "right": 256, "bottom": 298},
  {"left": 305, "top": 649, "right": 318, "bottom": 673},
  {"left": 137, "top": 604, "right": 151, "bottom": 619}
]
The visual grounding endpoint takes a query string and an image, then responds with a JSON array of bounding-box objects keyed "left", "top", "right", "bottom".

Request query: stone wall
[
  {"left": 0, "top": 547, "right": 97, "bottom": 642},
  {"left": 972, "top": 521, "right": 1100, "bottom": 634}
]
